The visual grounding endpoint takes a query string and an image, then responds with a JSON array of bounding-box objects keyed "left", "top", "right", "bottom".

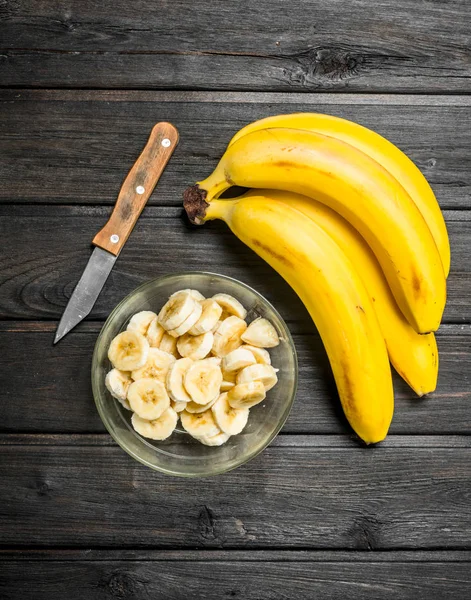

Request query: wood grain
[
  {"left": 0, "top": 206, "right": 468, "bottom": 322},
  {"left": 93, "top": 121, "right": 179, "bottom": 255},
  {"left": 0, "top": 90, "right": 470, "bottom": 209},
  {"left": 0, "top": 1, "right": 470, "bottom": 91},
  {"left": 3, "top": 548, "right": 471, "bottom": 560},
  {"left": 1, "top": 322, "right": 470, "bottom": 434},
  {"left": 0, "top": 436, "right": 470, "bottom": 548},
  {"left": 0, "top": 1, "right": 469, "bottom": 595},
  {"left": 0, "top": 551, "right": 470, "bottom": 600}
]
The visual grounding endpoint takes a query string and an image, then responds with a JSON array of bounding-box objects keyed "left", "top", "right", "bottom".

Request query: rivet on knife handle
[{"left": 92, "top": 121, "right": 179, "bottom": 256}]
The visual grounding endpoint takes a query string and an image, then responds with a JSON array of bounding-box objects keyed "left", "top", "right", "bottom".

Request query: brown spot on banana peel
[
  {"left": 224, "top": 169, "right": 235, "bottom": 186},
  {"left": 338, "top": 366, "right": 361, "bottom": 430},
  {"left": 411, "top": 268, "right": 423, "bottom": 297},
  {"left": 410, "top": 268, "right": 437, "bottom": 332},
  {"left": 183, "top": 185, "right": 209, "bottom": 224},
  {"left": 252, "top": 239, "right": 294, "bottom": 268},
  {"left": 272, "top": 160, "right": 305, "bottom": 169}
]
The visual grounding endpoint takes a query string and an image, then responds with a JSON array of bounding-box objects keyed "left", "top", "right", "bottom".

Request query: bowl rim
[{"left": 92, "top": 271, "right": 298, "bottom": 477}]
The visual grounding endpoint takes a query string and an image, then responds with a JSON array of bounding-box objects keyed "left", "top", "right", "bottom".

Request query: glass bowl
[{"left": 92, "top": 272, "right": 298, "bottom": 477}]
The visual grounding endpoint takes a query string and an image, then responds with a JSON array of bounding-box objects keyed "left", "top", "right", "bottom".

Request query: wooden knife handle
[{"left": 92, "top": 122, "right": 179, "bottom": 256}]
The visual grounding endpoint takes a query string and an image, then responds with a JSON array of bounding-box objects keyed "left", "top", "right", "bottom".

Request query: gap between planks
[
  {"left": 0, "top": 206, "right": 468, "bottom": 221},
  {"left": 0, "top": 434, "right": 469, "bottom": 448},
  {"left": 3, "top": 89, "right": 471, "bottom": 105},
  {"left": 1, "top": 321, "right": 469, "bottom": 335}
]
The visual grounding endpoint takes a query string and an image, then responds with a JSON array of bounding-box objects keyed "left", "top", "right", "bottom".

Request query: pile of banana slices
[{"left": 105, "top": 289, "right": 280, "bottom": 446}]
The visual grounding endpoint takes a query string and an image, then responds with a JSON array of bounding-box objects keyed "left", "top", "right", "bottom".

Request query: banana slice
[
  {"left": 105, "top": 368, "right": 132, "bottom": 410},
  {"left": 212, "top": 293, "right": 247, "bottom": 319},
  {"left": 188, "top": 298, "right": 223, "bottom": 335},
  {"left": 241, "top": 344, "right": 271, "bottom": 365},
  {"left": 206, "top": 356, "right": 222, "bottom": 367},
  {"left": 196, "top": 431, "right": 230, "bottom": 446},
  {"left": 159, "top": 332, "right": 181, "bottom": 358},
  {"left": 158, "top": 291, "right": 197, "bottom": 331},
  {"left": 241, "top": 317, "right": 280, "bottom": 348},
  {"left": 167, "top": 301, "right": 203, "bottom": 338},
  {"left": 170, "top": 288, "right": 205, "bottom": 302},
  {"left": 146, "top": 317, "right": 165, "bottom": 348},
  {"left": 212, "top": 316, "right": 248, "bottom": 357},
  {"left": 221, "top": 369, "right": 237, "bottom": 391},
  {"left": 184, "top": 359, "right": 223, "bottom": 404},
  {"left": 171, "top": 400, "right": 188, "bottom": 413},
  {"left": 166, "top": 357, "right": 194, "bottom": 403},
  {"left": 127, "top": 311, "right": 157, "bottom": 336},
  {"left": 236, "top": 364, "right": 279, "bottom": 391},
  {"left": 128, "top": 377, "right": 170, "bottom": 420},
  {"left": 131, "top": 407, "right": 178, "bottom": 441},
  {"left": 180, "top": 409, "right": 221, "bottom": 439},
  {"left": 177, "top": 331, "right": 213, "bottom": 361},
  {"left": 222, "top": 369, "right": 237, "bottom": 383},
  {"left": 222, "top": 347, "right": 256, "bottom": 373},
  {"left": 220, "top": 380, "right": 235, "bottom": 392},
  {"left": 185, "top": 394, "right": 219, "bottom": 414},
  {"left": 211, "top": 318, "right": 224, "bottom": 333},
  {"left": 108, "top": 331, "right": 149, "bottom": 371},
  {"left": 212, "top": 392, "right": 249, "bottom": 435},
  {"left": 131, "top": 347, "right": 176, "bottom": 383},
  {"left": 227, "top": 381, "right": 266, "bottom": 409}
]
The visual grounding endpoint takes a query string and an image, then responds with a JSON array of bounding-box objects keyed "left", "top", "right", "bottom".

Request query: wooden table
[{"left": 1, "top": 2, "right": 470, "bottom": 598}]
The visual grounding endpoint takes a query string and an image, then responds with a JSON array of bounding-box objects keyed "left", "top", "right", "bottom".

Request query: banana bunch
[
  {"left": 183, "top": 113, "right": 449, "bottom": 444},
  {"left": 106, "top": 290, "right": 280, "bottom": 445}
]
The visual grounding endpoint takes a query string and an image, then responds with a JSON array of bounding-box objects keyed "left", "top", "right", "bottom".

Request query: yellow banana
[
  {"left": 185, "top": 193, "right": 394, "bottom": 444},
  {"left": 228, "top": 112, "right": 450, "bottom": 278},
  {"left": 184, "top": 128, "right": 446, "bottom": 334},
  {"left": 243, "top": 189, "right": 438, "bottom": 396}
]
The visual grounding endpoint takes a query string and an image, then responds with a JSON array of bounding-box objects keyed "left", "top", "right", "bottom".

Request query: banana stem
[
  {"left": 199, "top": 168, "right": 232, "bottom": 200},
  {"left": 183, "top": 185, "right": 236, "bottom": 224},
  {"left": 183, "top": 157, "right": 235, "bottom": 223},
  {"left": 204, "top": 198, "right": 237, "bottom": 222},
  {"left": 183, "top": 185, "right": 209, "bottom": 224}
]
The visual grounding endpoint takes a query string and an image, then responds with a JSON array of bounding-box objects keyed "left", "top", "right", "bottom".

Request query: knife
[{"left": 54, "top": 121, "right": 179, "bottom": 344}]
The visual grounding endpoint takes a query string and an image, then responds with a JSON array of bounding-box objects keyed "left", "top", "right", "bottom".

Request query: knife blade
[{"left": 54, "top": 121, "right": 179, "bottom": 344}]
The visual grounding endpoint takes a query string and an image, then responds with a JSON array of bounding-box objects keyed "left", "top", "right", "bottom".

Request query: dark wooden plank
[
  {"left": 0, "top": 206, "right": 468, "bottom": 321},
  {"left": 1, "top": 90, "right": 470, "bottom": 209},
  {"left": 0, "top": 553, "right": 470, "bottom": 600},
  {"left": 3, "top": 548, "right": 471, "bottom": 561},
  {"left": 1, "top": 1, "right": 470, "bottom": 92},
  {"left": 1, "top": 322, "right": 470, "bottom": 434},
  {"left": 0, "top": 438, "right": 470, "bottom": 548}
]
